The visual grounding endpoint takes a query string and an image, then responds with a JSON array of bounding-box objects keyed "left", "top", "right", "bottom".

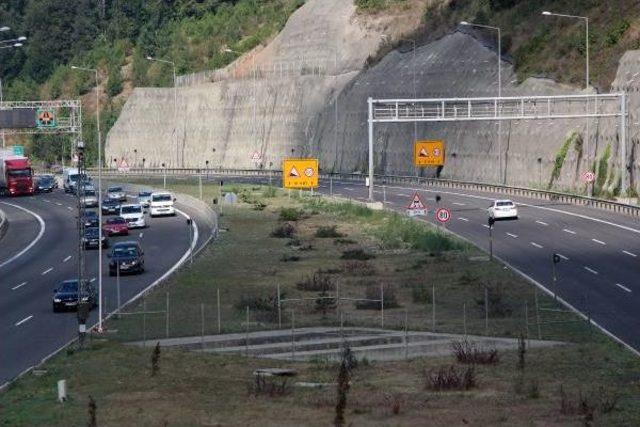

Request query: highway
[
  {"left": 205, "top": 174, "right": 640, "bottom": 353},
  {"left": 0, "top": 188, "right": 215, "bottom": 386}
]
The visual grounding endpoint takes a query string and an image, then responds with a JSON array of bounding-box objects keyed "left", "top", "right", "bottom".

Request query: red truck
[{"left": 0, "top": 151, "right": 34, "bottom": 196}]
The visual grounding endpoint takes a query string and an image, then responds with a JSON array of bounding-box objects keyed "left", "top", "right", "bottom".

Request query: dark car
[
  {"left": 109, "top": 241, "right": 145, "bottom": 276},
  {"left": 82, "top": 210, "right": 99, "bottom": 228},
  {"left": 82, "top": 226, "right": 109, "bottom": 249},
  {"left": 52, "top": 280, "right": 96, "bottom": 312},
  {"left": 35, "top": 175, "right": 57, "bottom": 192},
  {"left": 101, "top": 198, "right": 121, "bottom": 215},
  {"left": 103, "top": 217, "right": 129, "bottom": 236}
]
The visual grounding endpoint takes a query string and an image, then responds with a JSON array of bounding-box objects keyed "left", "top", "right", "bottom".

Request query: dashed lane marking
[
  {"left": 622, "top": 250, "right": 637, "bottom": 258},
  {"left": 530, "top": 242, "right": 543, "bottom": 249},
  {"left": 557, "top": 254, "right": 569, "bottom": 261},
  {"left": 11, "top": 282, "right": 27, "bottom": 290},
  {"left": 41, "top": 267, "right": 53, "bottom": 275},
  {"left": 506, "top": 233, "right": 518, "bottom": 238},
  {"left": 563, "top": 229, "right": 576, "bottom": 235},
  {"left": 15, "top": 315, "right": 33, "bottom": 327},
  {"left": 616, "top": 283, "right": 632, "bottom": 293},
  {"left": 63, "top": 256, "right": 72, "bottom": 262},
  {"left": 458, "top": 217, "right": 469, "bottom": 222},
  {"left": 536, "top": 220, "right": 549, "bottom": 226},
  {"left": 453, "top": 202, "right": 465, "bottom": 206},
  {"left": 592, "top": 239, "right": 606, "bottom": 245},
  {"left": 584, "top": 266, "right": 599, "bottom": 275}
]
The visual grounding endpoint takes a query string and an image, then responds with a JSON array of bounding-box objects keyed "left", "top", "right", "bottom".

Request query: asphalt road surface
[{"left": 0, "top": 188, "right": 214, "bottom": 386}]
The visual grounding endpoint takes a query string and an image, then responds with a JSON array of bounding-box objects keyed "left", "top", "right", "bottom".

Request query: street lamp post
[
  {"left": 460, "top": 21, "right": 503, "bottom": 183},
  {"left": 542, "top": 11, "right": 591, "bottom": 195},
  {"left": 147, "top": 56, "right": 178, "bottom": 168},
  {"left": 71, "top": 65, "right": 104, "bottom": 332}
]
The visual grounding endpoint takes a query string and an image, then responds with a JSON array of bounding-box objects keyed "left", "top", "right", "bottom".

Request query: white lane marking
[
  {"left": 139, "top": 232, "right": 144, "bottom": 238},
  {"left": 557, "top": 253, "right": 569, "bottom": 261},
  {"left": 458, "top": 217, "right": 469, "bottom": 222},
  {"left": 15, "top": 315, "right": 33, "bottom": 327},
  {"left": 0, "top": 202, "right": 46, "bottom": 270},
  {"left": 622, "top": 250, "right": 637, "bottom": 257},
  {"left": 530, "top": 242, "right": 543, "bottom": 249},
  {"left": 592, "top": 239, "right": 606, "bottom": 245},
  {"left": 43, "top": 199, "right": 50, "bottom": 203},
  {"left": 584, "top": 266, "right": 599, "bottom": 275},
  {"left": 536, "top": 220, "right": 549, "bottom": 226},
  {"left": 615, "top": 283, "right": 632, "bottom": 293},
  {"left": 563, "top": 229, "right": 576, "bottom": 235},
  {"left": 55, "top": 202, "right": 62, "bottom": 206},
  {"left": 67, "top": 206, "right": 73, "bottom": 211},
  {"left": 506, "top": 233, "right": 518, "bottom": 238},
  {"left": 89, "top": 277, "right": 96, "bottom": 283},
  {"left": 482, "top": 224, "right": 490, "bottom": 229},
  {"left": 63, "top": 255, "right": 72, "bottom": 263},
  {"left": 41, "top": 267, "right": 53, "bottom": 275},
  {"left": 453, "top": 202, "right": 465, "bottom": 206},
  {"left": 11, "top": 282, "right": 27, "bottom": 290},
  {"left": 344, "top": 187, "right": 354, "bottom": 191}
]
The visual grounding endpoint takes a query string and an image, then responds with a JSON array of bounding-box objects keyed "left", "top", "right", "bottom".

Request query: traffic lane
[{"left": 0, "top": 200, "right": 43, "bottom": 271}]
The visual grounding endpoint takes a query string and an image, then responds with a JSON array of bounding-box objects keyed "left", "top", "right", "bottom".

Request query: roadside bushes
[
  {"left": 425, "top": 365, "right": 477, "bottom": 391},
  {"left": 271, "top": 222, "right": 296, "bottom": 238},
  {"left": 373, "top": 214, "right": 464, "bottom": 254}
]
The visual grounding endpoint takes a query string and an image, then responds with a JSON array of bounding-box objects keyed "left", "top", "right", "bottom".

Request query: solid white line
[
  {"left": 584, "top": 266, "right": 599, "bottom": 275},
  {"left": 458, "top": 217, "right": 469, "bottom": 222},
  {"left": 536, "top": 220, "right": 548, "bottom": 226},
  {"left": 615, "top": 283, "right": 632, "bottom": 293},
  {"left": 506, "top": 233, "right": 518, "bottom": 238},
  {"left": 41, "top": 267, "right": 53, "bottom": 275},
  {"left": 622, "top": 250, "right": 637, "bottom": 257},
  {"left": 530, "top": 242, "right": 543, "bottom": 249},
  {"left": 63, "top": 255, "right": 72, "bottom": 262},
  {"left": 453, "top": 202, "right": 465, "bottom": 206},
  {"left": 557, "top": 253, "right": 569, "bottom": 261},
  {"left": 0, "top": 202, "right": 46, "bottom": 270},
  {"left": 592, "top": 238, "right": 606, "bottom": 245},
  {"left": 11, "top": 282, "right": 27, "bottom": 290},
  {"left": 563, "top": 229, "right": 576, "bottom": 235},
  {"left": 14, "top": 315, "right": 33, "bottom": 327}
]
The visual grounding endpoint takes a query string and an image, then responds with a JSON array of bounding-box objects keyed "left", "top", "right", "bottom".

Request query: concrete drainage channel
[{"left": 127, "top": 327, "right": 563, "bottom": 362}]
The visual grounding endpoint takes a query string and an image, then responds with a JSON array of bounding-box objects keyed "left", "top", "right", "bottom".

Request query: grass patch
[
  {"left": 314, "top": 225, "right": 345, "bottom": 238},
  {"left": 373, "top": 214, "right": 465, "bottom": 254}
]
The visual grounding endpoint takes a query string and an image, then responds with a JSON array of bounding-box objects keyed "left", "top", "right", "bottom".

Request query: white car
[
  {"left": 149, "top": 192, "right": 176, "bottom": 217},
  {"left": 488, "top": 199, "right": 518, "bottom": 220},
  {"left": 81, "top": 188, "right": 98, "bottom": 208},
  {"left": 119, "top": 204, "right": 146, "bottom": 228}
]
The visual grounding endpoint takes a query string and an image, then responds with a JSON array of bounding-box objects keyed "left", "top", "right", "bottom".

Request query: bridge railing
[{"left": 86, "top": 167, "right": 640, "bottom": 217}]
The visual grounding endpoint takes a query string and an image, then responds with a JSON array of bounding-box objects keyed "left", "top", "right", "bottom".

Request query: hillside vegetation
[
  {"left": 0, "top": 0, "right": 303, "bottom": 165},
  {"left": 361, "top": 0, "right": 640, "bottom": 91}
]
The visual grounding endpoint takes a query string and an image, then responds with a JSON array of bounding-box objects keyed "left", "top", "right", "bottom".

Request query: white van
[{"left": 149, "top": 192, "right": 176, "bottom": 217}]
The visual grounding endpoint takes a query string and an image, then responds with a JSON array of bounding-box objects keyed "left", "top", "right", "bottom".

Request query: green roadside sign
[{"left": 11, "top": 145, "right": 24, "bottom": 156}]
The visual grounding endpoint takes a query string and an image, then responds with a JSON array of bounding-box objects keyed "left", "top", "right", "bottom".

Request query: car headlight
[
  {"left": 54, "top": 298, "right": 61, "bottom": 303},
  {"left": 81, "top": 296, "right": 89, "bottom": 302}
]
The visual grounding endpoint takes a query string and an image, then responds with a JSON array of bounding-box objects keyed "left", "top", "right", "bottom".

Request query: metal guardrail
[{"left": 86, "top": 167, "right": 640, "bottom": 217}]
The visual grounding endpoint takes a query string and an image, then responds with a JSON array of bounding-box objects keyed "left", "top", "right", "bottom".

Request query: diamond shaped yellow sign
[
  {"left": 414, "top": 140, "right": 445, "bottom": 167},
  {"left": 283, "top": 158, "right": 319, "bottom": 189}
]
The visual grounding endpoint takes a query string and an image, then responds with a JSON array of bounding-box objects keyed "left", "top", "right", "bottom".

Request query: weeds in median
[
  {"left": 452, "top": 340, "right": 499, "bottom": 365},
  {"left": 425, "top": 365, "right": 477, "bottom": 391}
]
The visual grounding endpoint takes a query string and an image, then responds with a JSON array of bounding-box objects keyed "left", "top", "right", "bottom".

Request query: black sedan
[
  {"left": 82, "top": 226, "right": 109, "bottom": 249},
  {"left": 82, "top": 210, "right": 99, "bottom": 228},
  {"left": 109, "top": 241, "right": 145, "bottom": 276},
  {"left": 53, "top": 280, "right": 97, "bottom": 312},
  {"left": 35, "top": 175, "right": 57, "bottom": 192},
  {"left": 101, "top": 198, "right": 121, "bottom": 215}
]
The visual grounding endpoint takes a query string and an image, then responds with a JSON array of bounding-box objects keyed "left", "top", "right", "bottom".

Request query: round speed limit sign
[{"left": 436, "top": 208, "right": 451, "bottom": 223}]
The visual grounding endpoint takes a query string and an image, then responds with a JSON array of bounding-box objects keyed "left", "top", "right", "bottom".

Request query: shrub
[
  {"left": 425, "top": 365, "right": 476, "bottom": 391},
  {"left": 343, "top": 260, "right": 376, "bottom": 276},
  {"left": 356, "top": 284, "right": 399, "bottom": 310},
  {"left": 452, "top": 341, "right": 499, "bottom": 365},
  {"left": 373, "top": 214, "right": 464, "bottom": 254},
  {"left": 271, "top": 222, "right": 296, "bottom": 238},
  {"left": 151, "top": 342, "right": 161, "bottom": 376},
  {"left": 280, "top": 253, "right": 300, "bottom": 262},
  {"left": 297, "top": 272, "right": 336, "bottom": 292},
  {"left": 279, "top": 207, "right": 303, "bottom": 221},
  {"left": 341, "top": 248, "right": 375, "bottom": 260},
  {"left": 253, "top": 201, "right": 267, "bottom": 211},
  {"left": 315, "top": 225, "right": 345, "bottom": 238}
]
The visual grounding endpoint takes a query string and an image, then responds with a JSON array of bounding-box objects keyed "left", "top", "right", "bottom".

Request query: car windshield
[
  {"left": 152, "top": 194, "right": 172, "bottom": 202},
  {"left": 8, "top": 169, "right": 31, "bottom": 177},
  {"left": 39, "top": 176, "right": 53, "bottom": 184},
  {"left": 109, "top": 187, "right": 123, "bottom": 193},
  {"left": 496, "top": 201, "right": 514, "bottom": 207},
  {"left": 104, "top": 199, "right": 117, "bottom": 205},
  {"left": 107, "top": 217, "right": 126, "bottom": 225},
  {"left": 113, "top": 246, "right": 138, "bottom": 257},
  {"left": 121, "top": 206, "right": 141, "bottom": 214},
  {"left": 85, "top": 190, "right": 96, "bottom": 197},
  {"left": 84, "top": 211, "right": 97, "bottom": 218},
  {"left": 139, "top": 192, "right": 152, "bottom": 197},
  {"left": 85, "top": 228, "right": 99, "bottom": 237},
  {"left": 59, "top": 281, "right": 78, "bottom": 292}
]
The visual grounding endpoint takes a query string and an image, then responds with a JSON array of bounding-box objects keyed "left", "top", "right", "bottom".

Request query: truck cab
[{"left": 0, "top": 155, "right": 34, "bottom": 196}]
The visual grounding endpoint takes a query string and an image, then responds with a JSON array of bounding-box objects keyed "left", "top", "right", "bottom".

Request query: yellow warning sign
[
  {"left": 414, "top": 140, "right": 445, "bottom": 167},
  {"left": 283, "top": 158, "right": 319, "bottom": 189}
]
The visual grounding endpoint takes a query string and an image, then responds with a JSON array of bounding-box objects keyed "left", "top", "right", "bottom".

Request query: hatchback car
[
  {"left": 119, "top": 204, "right": 146, "bottom": 228},
  {"left": 52, "top": 280, "right": 96, "bottom": 312},
  {"left": 101, "top": 198, "right": 121, "bottom": 215},
  {"left": 103, "top": 216, "right": 129, "bottom": 236},
  {"left": 82, "top": 226, "right": 108, "bottom": 249},
  {"left": 109, "top": 241, "right": 145, "bottom": 275},
  {"left": 107, "top": 186, "right": 127, "bottom": 202},
  {"left": 488, "top": 199, "right": 518, "bottom": 220}
]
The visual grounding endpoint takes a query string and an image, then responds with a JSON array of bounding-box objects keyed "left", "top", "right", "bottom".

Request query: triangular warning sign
[
  {"left": 118, "top": 158, "right": 130, "bottom": 172},
  {"left": 419, "top": 148, "right": 429, "bottom": 157},
  {"left": 289, "top": 166, "right": 300, "bottom": 177},
  {"left": 407, "top": 193, "right": 426, "bottom": 210}
]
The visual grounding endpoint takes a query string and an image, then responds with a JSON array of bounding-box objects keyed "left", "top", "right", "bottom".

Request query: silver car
[
  {"left": 137, "top": 191, "right": 153, "bottom": 208},
  {"left": 107, "top": 186, "right": 127, "bottom": 202}
]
